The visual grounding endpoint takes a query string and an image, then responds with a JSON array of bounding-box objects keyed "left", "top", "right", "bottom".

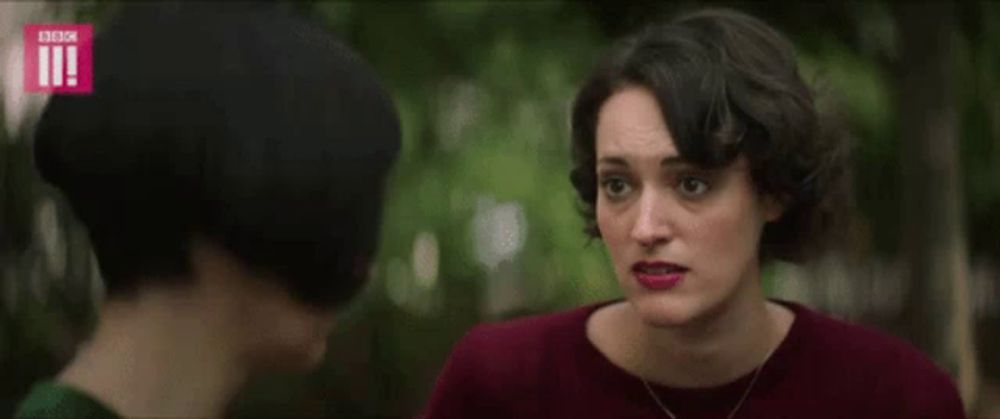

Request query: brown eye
[
  {"left": 601, "top": 177, "right": 633, "bottom": 200},
  {"left": 677, "top": 176, "right": 710, "bottom": 198}
]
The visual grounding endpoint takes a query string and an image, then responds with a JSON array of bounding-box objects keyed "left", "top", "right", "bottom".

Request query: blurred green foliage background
[{"left": 2, "top": 1, "right": 999, "bottom": 418}]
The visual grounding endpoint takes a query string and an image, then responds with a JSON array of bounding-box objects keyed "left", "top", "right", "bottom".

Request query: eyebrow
[{"left": 597, "top": 155, "right": 688, "bottom": 167}]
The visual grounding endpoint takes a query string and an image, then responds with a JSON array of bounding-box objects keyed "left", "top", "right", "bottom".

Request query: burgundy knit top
[{"left": 422, "top": 300, "right": 965, "bottom": 419}]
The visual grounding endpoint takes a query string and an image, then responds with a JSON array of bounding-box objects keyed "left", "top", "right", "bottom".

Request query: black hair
[
  {"left": 33, "top": 2, "right": 400, "bottom": 308},
  {"left": 570, "top": 8, "right": 850, "bottom": 262}
]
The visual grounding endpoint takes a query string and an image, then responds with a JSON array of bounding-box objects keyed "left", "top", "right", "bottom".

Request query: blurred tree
[{"left": 893, "top": 1, "right": 978, "bottom": 410}]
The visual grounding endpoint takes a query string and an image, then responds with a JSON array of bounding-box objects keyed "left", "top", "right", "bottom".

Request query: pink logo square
[{"left": 23, "top": 24, "right": 93, "bottom": 94}]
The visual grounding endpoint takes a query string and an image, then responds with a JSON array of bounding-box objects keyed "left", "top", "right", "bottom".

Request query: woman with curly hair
[{"left": 423, "top": 8, "right": 964, "bottom": 419}]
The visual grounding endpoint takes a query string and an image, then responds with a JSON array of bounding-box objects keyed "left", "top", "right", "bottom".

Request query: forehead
[{"left": 595, "top": 86, "right": 677, "bottom": 159}]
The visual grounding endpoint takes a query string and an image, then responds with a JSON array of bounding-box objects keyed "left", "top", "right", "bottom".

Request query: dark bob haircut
[
  {"left": 570, "top": 8, "right": 850, "bottom": 262},
  {"left": 33, "top": 2, "right": 400, "bottom": 308}
]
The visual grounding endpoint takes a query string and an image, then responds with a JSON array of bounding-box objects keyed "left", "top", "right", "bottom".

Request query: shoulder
[
  {"left": 14, "top": 381, "right": 121, "bottom": 419},
  {"left": 786, "top": 302, "right": 965, "bottom": 417},
  {"left": 790, "top": 302, "right": 951, "bottom": 377},
  {"left": 459, "top": 304, "right": 591, "bottom": 352},
  {"left": 422, "top": 303, "right": 602, "bottom": 418},
  {"left": 445, "top": 304, "right": 595, "bottom": 377}
]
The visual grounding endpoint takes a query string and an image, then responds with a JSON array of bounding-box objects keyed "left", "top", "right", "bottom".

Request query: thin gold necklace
[{"left": 639, "top": 344, "right": 778, "bottom": 419}]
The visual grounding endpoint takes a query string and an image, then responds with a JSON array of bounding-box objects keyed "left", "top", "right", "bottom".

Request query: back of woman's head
[
  {"left": 34, "top": 2, "right": 401, "bottom": 308},
  {"left": 571, "top": 8, "right": 851, "bottom": 262}
]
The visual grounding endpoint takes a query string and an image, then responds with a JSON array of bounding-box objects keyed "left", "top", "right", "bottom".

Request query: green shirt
[{"left": 14, "top": 382, "right": 120, "bottom": 419}]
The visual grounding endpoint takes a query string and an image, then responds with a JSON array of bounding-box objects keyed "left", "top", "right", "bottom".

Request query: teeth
[{"left": 644, "top": 267, "right": 677, "bottom": 274}]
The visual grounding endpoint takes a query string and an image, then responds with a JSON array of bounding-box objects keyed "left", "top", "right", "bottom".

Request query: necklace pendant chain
[{"left": 640, "top": 345, "right": 777, "bottom": 419}]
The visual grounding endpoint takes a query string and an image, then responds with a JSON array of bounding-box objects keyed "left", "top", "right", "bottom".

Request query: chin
[
  {"left": 626, "top": 292, "right": 708, "bottom": 328},
  {"left": 291, "top": 339, "right": 329, "bottom": 370},
  {"left": 303, "top": 339, "right": 329, "bottom": 367},
  {"left": 257, "top": 339, "right": 329, "bottom": 371}
]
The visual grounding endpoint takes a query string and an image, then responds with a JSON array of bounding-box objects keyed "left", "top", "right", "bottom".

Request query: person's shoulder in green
[{"left": 14, "top": 382, "right": 120, "bottom": 419}]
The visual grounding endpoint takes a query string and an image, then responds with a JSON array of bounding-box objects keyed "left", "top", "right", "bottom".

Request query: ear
[{"left": 762, "top": 194, "right": 786, "bottom": 223}]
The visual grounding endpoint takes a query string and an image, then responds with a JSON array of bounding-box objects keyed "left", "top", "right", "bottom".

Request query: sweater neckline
[{"left": 574, "top": 298, "right": 813, "bottom": 411}]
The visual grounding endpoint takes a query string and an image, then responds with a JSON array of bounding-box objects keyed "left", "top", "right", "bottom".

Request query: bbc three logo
[{"left": 24, "top": 24, "right": 93, "bottom": 94}]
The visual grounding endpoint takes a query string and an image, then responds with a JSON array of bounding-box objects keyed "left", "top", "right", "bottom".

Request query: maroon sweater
[{"left": 422, "top": 300, "right": 965, "bottom": 419}]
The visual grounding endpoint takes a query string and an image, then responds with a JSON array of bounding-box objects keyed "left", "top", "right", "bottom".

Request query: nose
[{"left": 629, "top": 188, "right": 673, "bottom": 250}]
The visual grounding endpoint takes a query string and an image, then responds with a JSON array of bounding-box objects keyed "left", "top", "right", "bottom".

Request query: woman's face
[{"left": 594, "top": 86, "right": 781, "bottom": 327}]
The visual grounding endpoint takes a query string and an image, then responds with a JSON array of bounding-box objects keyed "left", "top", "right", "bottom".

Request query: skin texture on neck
[
  {"left": 53, "top": 240, "right": 336, "bottom": 418},
  {"left": 57, "top": 285, "right": 250, "bottom": 419},
  {"left": 587, "top": 276, "right": 795, "bottom": 388}
]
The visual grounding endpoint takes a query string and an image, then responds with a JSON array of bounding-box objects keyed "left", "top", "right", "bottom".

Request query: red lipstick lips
[{"left": 632, "top": 261, "right": 688, "bottom": 290}]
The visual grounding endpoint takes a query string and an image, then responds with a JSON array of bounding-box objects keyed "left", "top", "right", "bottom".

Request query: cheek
[
  {"left": 244, "top": 299, "right": 334, "bottom": 369},
  {"left": 596, "top": 199, "right": 628, "bottom": 253},
  {"left": 687, "top": 196, "right": 765, "bottom": 270},
  {"left": 260, "top": 315, "right": 332, "bottom": 369},
  {"left": 277, "top": 308, "right": 334, "bottom": 350}
]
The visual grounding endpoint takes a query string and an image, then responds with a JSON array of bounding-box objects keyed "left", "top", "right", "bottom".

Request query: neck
[
  {"left": 58, "top": 288, "right": 249, "bottom": 419},
  {"left": 601, "top": 268, "right": 794, "bottom": 388},
  {"left": 643, "top": 291, "right": 779, "bottom": 387}
]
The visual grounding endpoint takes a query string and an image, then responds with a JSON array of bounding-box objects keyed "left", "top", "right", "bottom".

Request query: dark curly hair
[{"left": 569, "top": 8, "right": 851, "bottom": 262}]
